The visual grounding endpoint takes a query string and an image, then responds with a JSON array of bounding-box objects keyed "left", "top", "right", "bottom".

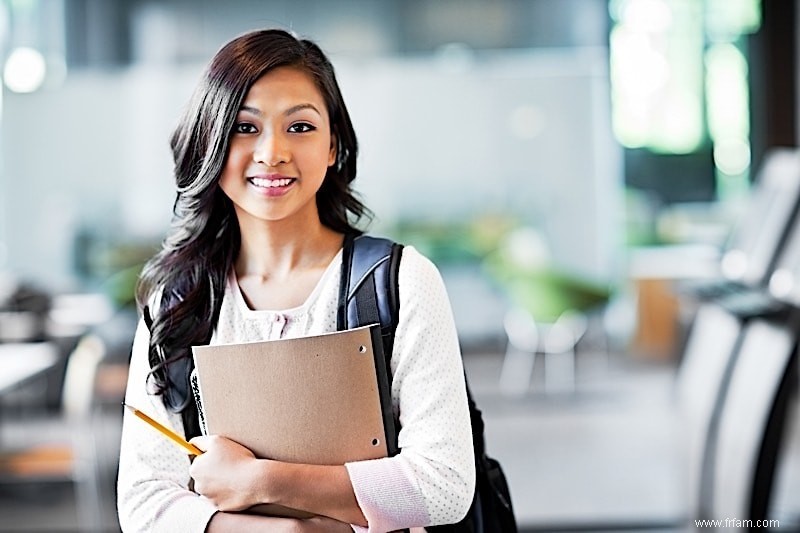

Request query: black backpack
[{"left": 337, "top": 234, "right": 518, "bottom": 533}]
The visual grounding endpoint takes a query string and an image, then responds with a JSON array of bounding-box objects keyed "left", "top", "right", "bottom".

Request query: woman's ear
[{"left": 328, "top": 135, "right": 337, "bottom": 167}]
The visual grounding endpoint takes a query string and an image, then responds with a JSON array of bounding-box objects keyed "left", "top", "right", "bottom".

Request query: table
[
  {"left": 0, "top": 342, "right": 59, "bottom": 395},
  {"left": 0, "top": 342, "right": 59, "bottom": 446},
  {"left": 629, "top": 245, "right": 720, "bottom": 361}
]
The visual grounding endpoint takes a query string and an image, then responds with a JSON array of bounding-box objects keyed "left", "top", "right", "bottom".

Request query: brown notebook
[{"left": 192, "top": 324, "right": 396, "bottom": 518}]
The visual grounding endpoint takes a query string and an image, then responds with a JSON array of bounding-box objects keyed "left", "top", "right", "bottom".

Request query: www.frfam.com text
[{"left": 695, "top": 518, "right": 779, "bottom": 528}]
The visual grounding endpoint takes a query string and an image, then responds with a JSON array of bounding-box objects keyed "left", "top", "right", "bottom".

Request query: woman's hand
[
  {"left": 189, "top": 435, "right": 264, "bottom": 512},
  {"left": 190, "top": 436, "right": 366, "bottom": 526},
  {"left": 295, "top": 515, "right": 354, "bottom": 532},
  {"left": 206, "top": 512, "right": 353, "bottom": 533}
]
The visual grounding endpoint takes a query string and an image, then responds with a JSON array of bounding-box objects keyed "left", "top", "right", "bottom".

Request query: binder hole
[
  {"left": 372, "top": 438, "right": 380, "bottom": 446},
  {"left": 359, "top": 345, "right": 367, "bottom": 353}
]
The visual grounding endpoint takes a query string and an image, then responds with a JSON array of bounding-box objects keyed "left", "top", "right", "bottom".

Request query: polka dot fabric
[{"left": 117, "top": 246, "right": 475, "bottom": 533}]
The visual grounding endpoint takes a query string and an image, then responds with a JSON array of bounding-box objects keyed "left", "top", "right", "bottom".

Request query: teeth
[{"left": 251, "top": 177, "right": 293, "bottom": 188}]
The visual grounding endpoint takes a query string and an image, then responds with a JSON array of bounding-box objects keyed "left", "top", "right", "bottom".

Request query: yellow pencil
[{"left": 123, "top": 402, "right": 204, "bottom": 456}]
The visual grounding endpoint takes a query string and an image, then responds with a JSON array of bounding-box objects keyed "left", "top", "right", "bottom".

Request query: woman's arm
[
  {"left": 206, "top": 512, "right": 352, "bottom": 533},
  {"left": 189, "top": 435, "right": 367, "bottom": 526},
  {"left": 117, "top": 320, "right": 219, "bottom": 533},
  {"left": 343, "top": 247, "right": 476, "bottom": 531}
]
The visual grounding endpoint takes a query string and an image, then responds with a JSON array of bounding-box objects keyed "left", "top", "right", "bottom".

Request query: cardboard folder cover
[{"left": 191, "top": 324, "right": 396, "bottom": 518}]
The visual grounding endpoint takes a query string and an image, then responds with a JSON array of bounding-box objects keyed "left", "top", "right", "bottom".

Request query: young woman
[{"left": 117, "top": 29, "right": 474, "bottom": 533}]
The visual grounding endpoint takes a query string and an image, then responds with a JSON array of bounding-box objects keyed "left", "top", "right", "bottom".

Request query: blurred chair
[
  {"left": 0, "top": 334, "right": 106, "bottom": 532},
  {"left": 675, "top": 303, "right": 747, "bottom": 520},
  {"left": 683, "top": 147, "right": 800, "bottom": 301},
  {"left": 709, "top": 319, "right": 797, "bottom": 527},
  {"left": 500, "top": 307, "right": 587, "bottom": 395},
  {"left": 670, "top": 150, "right": 800, "bottom": 529},
  {"left": 499, "top": 307, "right": 538, "bottom": 395},
  {"left": 676, "top": 303, "right": 798, "bottom": 529},
  {"left": 486, "top": 230, "right": 609, "bottom": 396}
]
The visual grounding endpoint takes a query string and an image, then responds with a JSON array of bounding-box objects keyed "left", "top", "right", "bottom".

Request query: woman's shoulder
[
  {"left": 395, "top": 243, "right": 449, "bottom": 296},
  {"left": 398, "top": 244, "right": 436, "bottom": 271},
  {"left": 352, "top": 234, "right": 439, "bottom": 278}
]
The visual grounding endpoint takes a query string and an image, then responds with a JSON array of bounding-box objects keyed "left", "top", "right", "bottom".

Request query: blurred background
[{"left": 0, "top": 0, "right": 799, "bottom": 531}]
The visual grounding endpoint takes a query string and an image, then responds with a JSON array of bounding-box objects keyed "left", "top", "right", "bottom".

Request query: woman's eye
[
  {"left": 288, "top": 122, "right": 316, "bottom": 133},
  {"left": 234, "top": 122, "right": 257, "bottom": 134}
]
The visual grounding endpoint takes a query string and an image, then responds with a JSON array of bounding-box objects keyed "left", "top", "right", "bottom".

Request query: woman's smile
[{"left": 247, "top": 174, "right": 298, "bottom": 196}]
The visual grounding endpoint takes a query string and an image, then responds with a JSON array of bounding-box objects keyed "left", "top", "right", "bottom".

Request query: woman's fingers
[{"left": 188, "top": 435, "right": 261, "bottom": 511}]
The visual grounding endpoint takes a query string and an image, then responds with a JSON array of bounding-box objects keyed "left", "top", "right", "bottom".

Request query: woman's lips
[{"left": 247, "top": 175, "right": 297, "bottom": 196}]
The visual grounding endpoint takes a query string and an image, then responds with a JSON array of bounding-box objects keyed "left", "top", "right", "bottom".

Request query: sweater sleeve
[
  {"left": 117, "top": 319, "right": 219, "bottom": 533},
  {"left": 344, "top": 246, "right": 476, "bottom": 532}
]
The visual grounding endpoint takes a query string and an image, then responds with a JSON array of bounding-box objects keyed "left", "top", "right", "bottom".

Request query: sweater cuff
[
  {"left": 155, "top": 492, "right": 219, "bottom": 533},
  {"left": 345, "top": 457, "right": 429, "bottom": 532}
]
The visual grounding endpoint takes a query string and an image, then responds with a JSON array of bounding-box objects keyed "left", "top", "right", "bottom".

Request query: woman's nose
[{"left": 253, "top": 132, "right": 289, "bottom": 167}]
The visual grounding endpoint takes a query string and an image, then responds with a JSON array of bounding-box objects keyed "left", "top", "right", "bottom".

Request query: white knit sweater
[{"left": 117, "top": 246, "right": 475, "bottom": 533}]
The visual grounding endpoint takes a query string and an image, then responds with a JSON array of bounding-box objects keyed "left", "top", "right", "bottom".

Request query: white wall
[
  {"left": 340, "top": 48, "right": 623, "bottom": 282},
  {"left": 1, "top": 65, "right": 200, "bottom": 288}
]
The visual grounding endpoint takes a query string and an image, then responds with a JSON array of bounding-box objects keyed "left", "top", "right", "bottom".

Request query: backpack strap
[
  {"left": 337, "top": 234, "right": 404, "bottom": 458},
  {"left": 337, "top": 234, "right": 403, "bottom": 356}
]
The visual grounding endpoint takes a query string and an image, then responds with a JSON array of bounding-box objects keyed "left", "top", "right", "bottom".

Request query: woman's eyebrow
[
  {"left": 284, "top": 103, "right": 322, "bottom": 116},
  {"left": 238, "top": 103, "right": 322, "bottom": 117},
  {"left": 239, "top": 105, "right": 262, "bottom": 116}
]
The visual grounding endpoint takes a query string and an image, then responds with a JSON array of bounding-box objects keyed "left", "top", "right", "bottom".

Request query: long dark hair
[{"left": 136, "top": 29, "right": 370, "bottom": 425}]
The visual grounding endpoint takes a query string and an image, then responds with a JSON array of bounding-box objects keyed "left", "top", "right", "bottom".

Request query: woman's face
[{"left": 219, "top": 66, "right": 336, "bottom": 227}]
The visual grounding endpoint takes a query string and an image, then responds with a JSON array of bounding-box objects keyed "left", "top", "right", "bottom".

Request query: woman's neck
[{"left": 234, "top": 216, "right": 344, "bottom": 281}]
